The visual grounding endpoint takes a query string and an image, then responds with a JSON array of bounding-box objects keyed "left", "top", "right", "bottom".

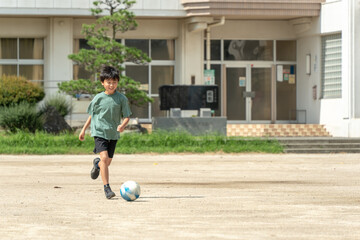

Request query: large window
[
  {"left": 125, "top": 39, "right": 175, "bottom": 121},
  {"left": 73, "top": 39, "right": 95, "bottom": 81},
  {"left": 73, "top": 38, "right": 175, "bottom": 121},
  {"left": 321, "top": 33, "right": 342, "bottom": 99},
  {"left": 224, "top": 40, "right": 273, "bottom": 61},
  {"left": 0, "top": 38, "right": 44, "bottom": 85}
]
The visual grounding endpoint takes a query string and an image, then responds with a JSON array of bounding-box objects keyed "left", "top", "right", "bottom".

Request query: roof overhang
[{"left": 181, "top": 0, "right": 325, "bottom": 20}]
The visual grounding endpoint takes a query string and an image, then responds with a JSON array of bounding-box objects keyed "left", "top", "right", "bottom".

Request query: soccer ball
[{"left": 120, "top": 181, "right": 141, "bottom": 201}]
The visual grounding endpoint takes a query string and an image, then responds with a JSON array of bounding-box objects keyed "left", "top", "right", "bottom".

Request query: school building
[{"left": 0, "top": 0, "right": 358, "bottom": 137}]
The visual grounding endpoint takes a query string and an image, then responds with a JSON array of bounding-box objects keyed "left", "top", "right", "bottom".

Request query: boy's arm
[
  {"left": 117, "top": 117, "right": 130, "bottom": 133},
  {"left": 79, "top": 116, "right": 92, "bottom": 141}
]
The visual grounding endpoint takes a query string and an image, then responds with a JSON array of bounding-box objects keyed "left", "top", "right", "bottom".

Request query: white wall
[
  {"left": 0, "top": 0, "right": 93, "bottom": 8},
  {"left": 46, "top": 18, "right": 73, "bottom": 95},
  {"left": 0, "top": 0, "right": 184, "bottom": 10},
  {"left": 319, "top": 0, "right": 349, "bottom": 136},
  {"left": 353, "top": 0, "right": 360, "bottom": 119},
  {"left": 0, "top": 0, "right": 186, "bottom": 17},
  {"left": 133, "top": 0, "right": 183, "bottom": 10},
  {"left": 296, "top": 0, "right": 360, "bottom": 137},
  {"left": 297, "top": 36, "right": 322, "bottom": 124}
]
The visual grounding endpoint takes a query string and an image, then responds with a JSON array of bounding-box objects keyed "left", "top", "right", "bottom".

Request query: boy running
[{"left": 79, "top": 66, "right": 132, "bottom": 199}]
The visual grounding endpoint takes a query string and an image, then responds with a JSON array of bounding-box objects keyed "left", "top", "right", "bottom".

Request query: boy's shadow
[{"left": 111, "top": 195, "right": 204, "bottom": 202}]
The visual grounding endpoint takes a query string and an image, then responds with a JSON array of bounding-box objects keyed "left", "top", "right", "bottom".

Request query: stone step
[
  {"left": 277, "top": 137, "right": 360, "bottom": 153},
  {"left": 282, "top": 143, "right": 360, "bottom": 149},
  {"left": 284, "top": 148, "right": 360, "bottom": 154},
  {"left": 277, "top": 137, "right": 360, "bottom": 144}
]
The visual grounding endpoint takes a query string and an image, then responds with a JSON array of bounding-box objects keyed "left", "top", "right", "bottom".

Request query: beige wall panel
[
  {"left": 73, "top": 19, "right": 180, "bottom": 39},
  {"left": 0, "top": 18, "right": 49, "bottom": 37},
  {"left": 211, "top": 20, "right": 295, "bottom": 40}
]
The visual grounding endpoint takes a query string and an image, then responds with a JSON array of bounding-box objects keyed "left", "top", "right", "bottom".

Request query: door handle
[{"left": 242, "top": 91, "right": 255, "bottom": 98}]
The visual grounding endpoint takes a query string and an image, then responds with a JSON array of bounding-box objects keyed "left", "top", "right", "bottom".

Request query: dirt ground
[{"left": 1, "top": 153, "right": 360, "bottom": 240}]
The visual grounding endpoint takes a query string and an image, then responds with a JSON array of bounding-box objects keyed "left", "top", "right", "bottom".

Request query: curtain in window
[
  {"left": 73, "top": 39, "right": 80, "bottom": 79},
  {"left": 166, "top": 40, "right": 175, "bottom": 60},
  {"left": 32, "top": 39, "right": 44, "bottom": 81}
]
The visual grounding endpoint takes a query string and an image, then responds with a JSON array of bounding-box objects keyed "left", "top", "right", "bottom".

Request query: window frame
[{"left": 0, "top": 38, "right": 45, "bottom": 85}]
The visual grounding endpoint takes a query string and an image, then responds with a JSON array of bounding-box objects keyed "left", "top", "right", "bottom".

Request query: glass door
[
  {"left": 226, "top": 67, "right": 247, "bottom": 121},
  {"left": 251, "top": 67, "right": 272, "bottom": 121},
  {"left": 225, "top": 65, "right": 272, "bottom": 122}
]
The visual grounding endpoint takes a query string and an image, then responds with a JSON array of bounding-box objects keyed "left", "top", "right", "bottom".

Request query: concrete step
[
  {"left": 277, "top": 137, "right": 360, "bottom": 144},
  {"left": 282, "top": 143, "right": 360, "bottom": 149},
  {"left": 276, "top": 137, "right": 360, "bottom": 153},
  {"left": 284, "top": 148, "right": 360, "bottom": 154}
]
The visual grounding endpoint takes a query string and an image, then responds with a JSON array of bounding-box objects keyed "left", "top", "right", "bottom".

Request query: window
[
  {"left": 125, "top": 39, "right": 175, "bottom": 121},
  {"left": 124, "top": 39, "right": 175, "bottom": 121},
  {"left": 321, "top": 34, "right": 342, "bottom": 98},
  {"left": 224, "top": 40, "right": 273, "bottom": 61},
  {"left": 276, "top": 40, "right": 296, "bottom": 61},
  {"left": 72, "top": 38, "right": 176, "bottom": 121},
  {"left": 125, "top": 65, "right": 149, "bottom": 119},
  {"left": 73, "top": 39, "right": 95, "bottom": 81},
  {"left": 204, "top": 40, "right": 221, "bottom": 61},
  {"left": 0, "top": 38, "right": 44, "bottom": 85}
]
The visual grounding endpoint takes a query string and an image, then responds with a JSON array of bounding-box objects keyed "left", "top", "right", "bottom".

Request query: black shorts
[{"left": 93, "top": 137, "right": 118, "bottom": 158}]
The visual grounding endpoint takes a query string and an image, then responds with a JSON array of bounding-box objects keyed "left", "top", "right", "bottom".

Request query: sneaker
[
  {"left": 104, "top": 186, "right": 116, "bottom": 199},
  {"left": 90, "top": 158, "right": 100, "bottom": 180}
]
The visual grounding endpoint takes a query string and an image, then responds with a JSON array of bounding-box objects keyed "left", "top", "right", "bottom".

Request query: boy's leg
[
  {"left": 98, "top": 150, "right": 115, "bottom": 199},
  {"left": 91, "top": 157, "right": 101, "bottom": 179},
  {"left": 98, "top": 150, "right": 113, "bottom": 185}
]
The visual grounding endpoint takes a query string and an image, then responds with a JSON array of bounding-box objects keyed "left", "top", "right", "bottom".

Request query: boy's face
[{"left": 102, "top": 78, "right": 118, "bottom": 95}]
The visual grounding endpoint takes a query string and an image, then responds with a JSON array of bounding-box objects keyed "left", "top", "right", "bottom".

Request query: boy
[{"left": 79, "top": 66, "right": 132, "bottom": 199}]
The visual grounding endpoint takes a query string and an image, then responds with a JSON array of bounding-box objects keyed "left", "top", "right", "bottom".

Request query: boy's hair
[{"left": 100, "top": 66, "right": 120, "bottom": 82}]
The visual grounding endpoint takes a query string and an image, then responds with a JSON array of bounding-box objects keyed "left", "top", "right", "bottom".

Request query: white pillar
[
  {"left": 45, "top": 18, "right": 73, "bottom": 95},
  {"left": 182, "top": 23, "right": 203, "bottom": 85}
]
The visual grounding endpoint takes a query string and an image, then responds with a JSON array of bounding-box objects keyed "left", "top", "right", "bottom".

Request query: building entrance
[{"left": 225, "top": 64, "right": 272, "bottom": 122}]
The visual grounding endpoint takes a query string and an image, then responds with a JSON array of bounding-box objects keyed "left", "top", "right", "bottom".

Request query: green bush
[
  {"left": 40, "top": 94, "right": 72, "bottom": 117},
  {"left": 0, "top": 75, "right": 45, "bottom": 106},
  {"left": 0, "top": 102, "right": 43, "bottom": 133}
]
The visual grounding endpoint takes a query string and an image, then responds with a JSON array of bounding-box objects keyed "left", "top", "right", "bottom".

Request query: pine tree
[{"left": 61, "top": 0, "right": 152, "bottom": 106}]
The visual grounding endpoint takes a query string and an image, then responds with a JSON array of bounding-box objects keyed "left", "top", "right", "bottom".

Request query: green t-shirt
[{"left": 87, "top": 91, "right": 132, "bottom": 140}]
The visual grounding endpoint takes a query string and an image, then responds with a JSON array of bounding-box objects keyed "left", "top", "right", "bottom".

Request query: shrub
[
  {"left": 0, "top": 102, "right": 43, "bottom": 133},
  {"left": 40, "top": 94, "right": 72, "bottom": 117},
  {"left": 0, "top": 75, "right": 45, "bottom": 106}
]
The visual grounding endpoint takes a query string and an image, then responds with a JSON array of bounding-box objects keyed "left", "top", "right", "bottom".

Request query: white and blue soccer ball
[{"left": 120, "top": 181, "right": 141, "bottom": 201}]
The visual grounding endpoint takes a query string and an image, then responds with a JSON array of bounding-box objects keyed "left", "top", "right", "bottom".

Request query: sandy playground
[{"left": 1, "top": 153, "right": 360, "bottom": 240}]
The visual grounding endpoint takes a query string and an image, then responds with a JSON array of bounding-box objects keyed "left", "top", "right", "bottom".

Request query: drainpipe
[{"left": 206, "top": 16, "right": 225, "bottom": 70}]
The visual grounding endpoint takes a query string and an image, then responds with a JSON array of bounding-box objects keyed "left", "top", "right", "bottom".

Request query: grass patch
[{"left": 0, "top": 131, "right": 283, "bottom": 155}]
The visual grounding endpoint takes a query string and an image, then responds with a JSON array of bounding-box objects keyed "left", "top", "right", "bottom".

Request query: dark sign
[{"left": 159, "top": 85, "right": 219, "bottom": 110}]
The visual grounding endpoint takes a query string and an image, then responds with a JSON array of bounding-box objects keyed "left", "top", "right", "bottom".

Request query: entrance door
[
  {"left": 226, "top": 67, "right": 247, "bottom": 121},
  {"left": 225, "top": 65, "right": 272, "bottom": 122}
]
